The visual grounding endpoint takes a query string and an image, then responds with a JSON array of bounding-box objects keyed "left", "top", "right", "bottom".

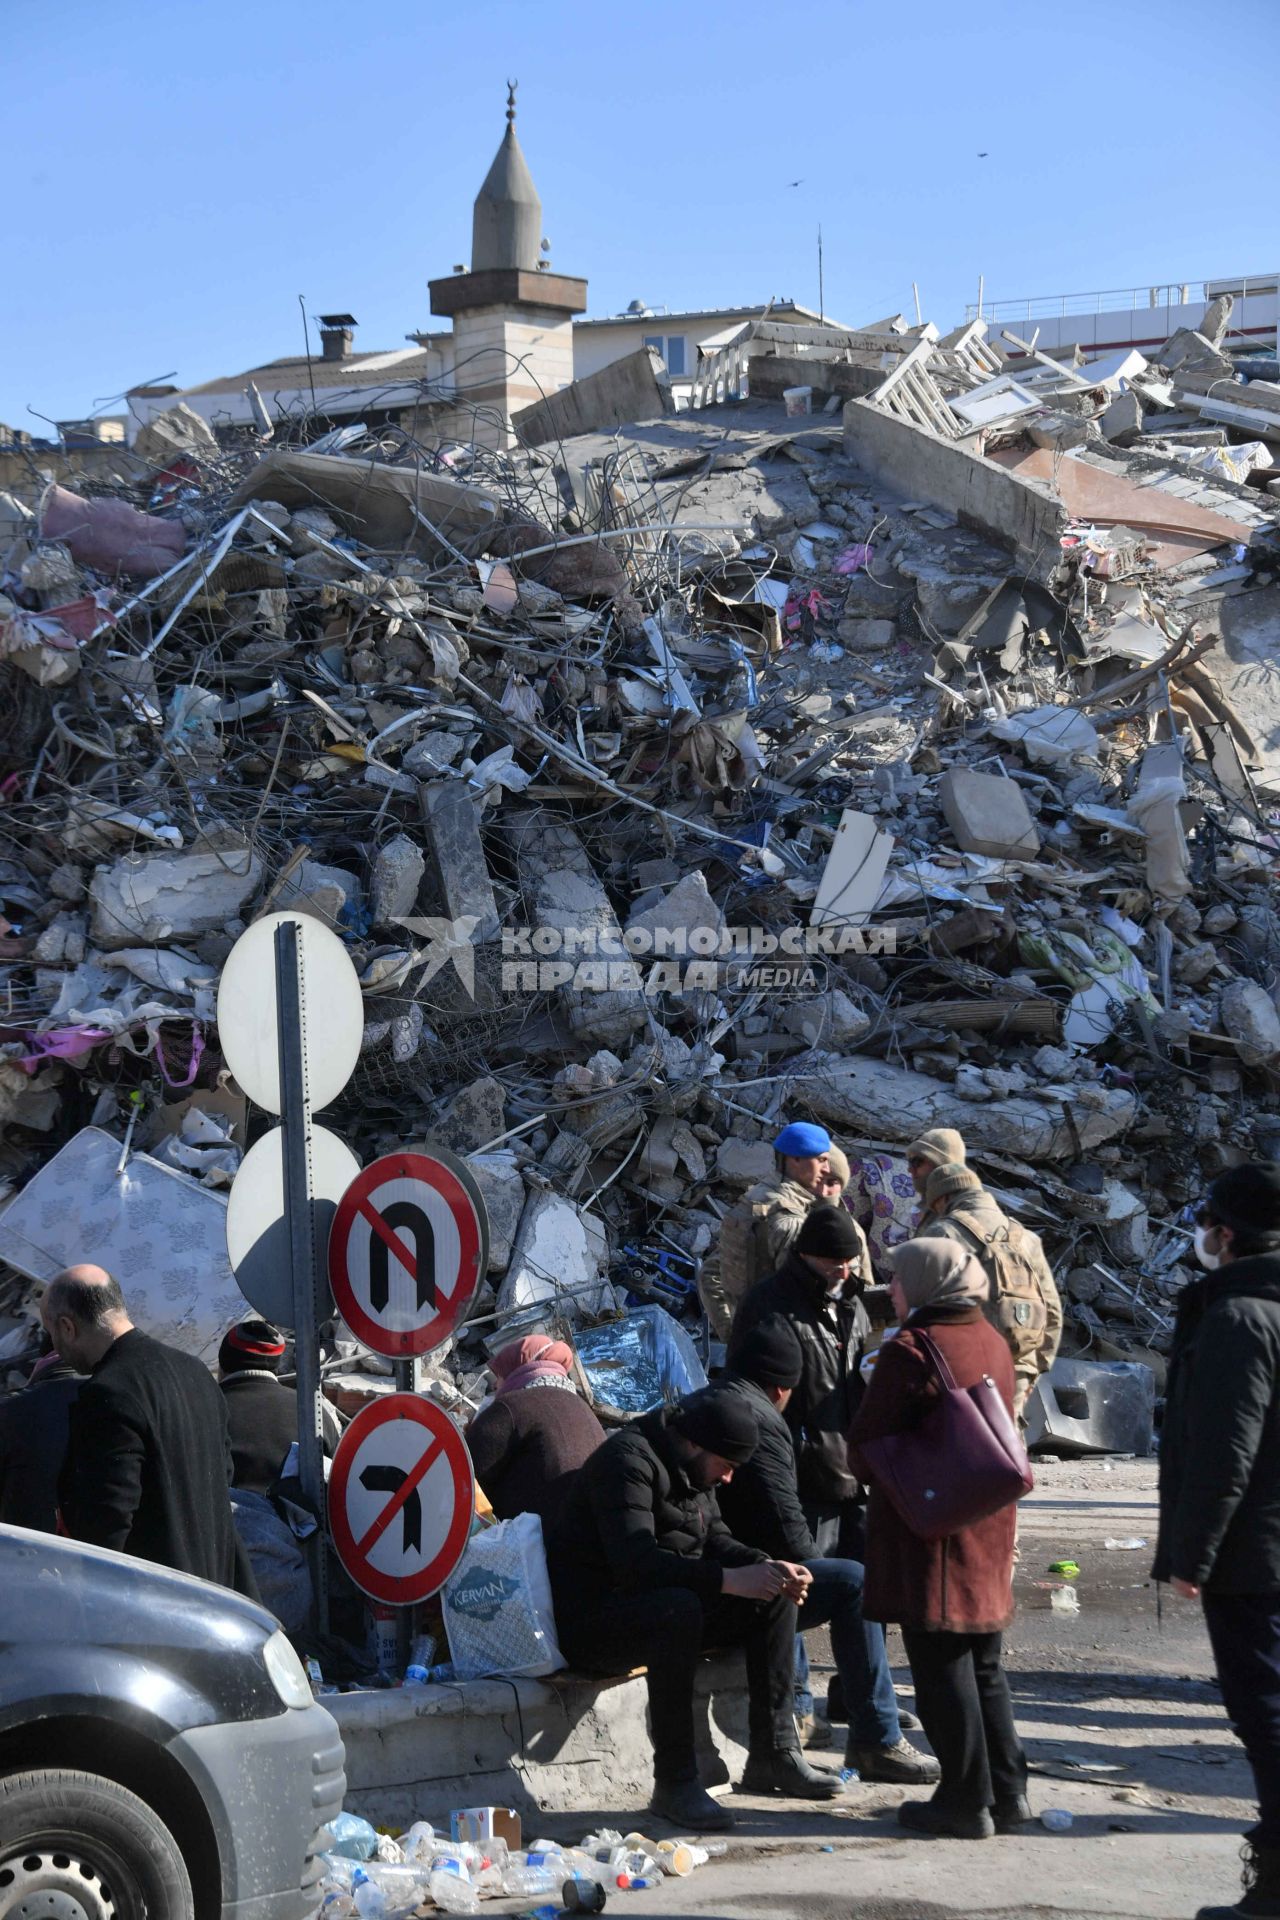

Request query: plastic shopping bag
[{"left": 443, "top": 1511, "right": 565, "bottom": 1679}]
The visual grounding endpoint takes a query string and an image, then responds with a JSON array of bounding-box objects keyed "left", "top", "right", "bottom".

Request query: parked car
[{"left": 0, "top": 1523, "right": 345, "bottom": 1918}]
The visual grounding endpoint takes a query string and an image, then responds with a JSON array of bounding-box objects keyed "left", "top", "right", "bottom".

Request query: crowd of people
[{"left": 2, "top": 1132, "right": 1279, "bottom": 1919}]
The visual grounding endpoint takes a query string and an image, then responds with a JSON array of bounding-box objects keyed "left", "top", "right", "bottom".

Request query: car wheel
[{"left": 0, "top": 1767, "right": 195, "bottom": 1919}]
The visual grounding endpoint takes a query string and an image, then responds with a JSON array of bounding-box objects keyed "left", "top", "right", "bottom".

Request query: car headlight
[{"left": 263, "top": 1628, "right": 313, "bottom": 1710}]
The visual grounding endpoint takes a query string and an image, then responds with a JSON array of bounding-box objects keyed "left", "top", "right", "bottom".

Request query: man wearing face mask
[{"left": 1155, "top": 1165, "right": 1280, "bottom": 1920}]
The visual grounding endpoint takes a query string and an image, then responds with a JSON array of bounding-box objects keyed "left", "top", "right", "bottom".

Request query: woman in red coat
[{"left": 848, "top": 1238, "right": 1030, "bottom": 1840}]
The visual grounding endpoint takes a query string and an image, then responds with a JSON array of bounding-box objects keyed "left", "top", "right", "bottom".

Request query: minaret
[{"left": 429, "top": 84, "right": 587, "bottom": 448}]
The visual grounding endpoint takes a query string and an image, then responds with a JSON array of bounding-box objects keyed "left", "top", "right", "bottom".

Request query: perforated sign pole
[{"left": 275, "top": 919, "right": 328, "bottom": 1631}]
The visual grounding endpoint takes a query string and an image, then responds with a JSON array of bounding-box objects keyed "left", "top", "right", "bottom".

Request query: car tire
[{"left": 0, "top": 1766, "right": 196, "bottom": 1919}]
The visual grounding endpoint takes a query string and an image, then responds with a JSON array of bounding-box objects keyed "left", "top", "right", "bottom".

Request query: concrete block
[
  {"left": 370, "top": 832, "right": 426, "bottom": 927},
  {"left": 841, "top": 398, "right": 1069, "bottom": 576},
  {"left": 90, "top": 845, "right": 262, "bottom": 948},
  {"left": 836, "top": 616, "right": 896, "bottom": 654},
  {"left": 465, "top": 1150, "right": 525, "bottom": 1273},
  {"left": 713, "top": 1137, "right": 777, "bottom": 1189},
  {"left": 1024, "top": 1357, "right": 1155, "bottom": 1456},
  {"left": 428, "top": 1075, "right": 507, "bottom": 1155},
  {"left": 420, "top": 782, "right": 500, "bottom": 943},
  {"left": 778, "top": 989, "right": 872, "bottom": 1050},
  {"left": 1029, "top": 412, "right": 1095, "bottom": 451},
  {"left": 939, "top": 767, "right": 1039, "bottom": 859},
  {"left": 330, "top": 1652, "right": 750, "bottom": 1826},
  {"left": 1100, "top": 390, "right": 1144, "bottom": 446}
]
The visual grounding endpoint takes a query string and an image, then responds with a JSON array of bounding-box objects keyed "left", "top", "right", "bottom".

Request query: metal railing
[{"left": 964, "top": 276, "right": 1276, "bottom": 325}]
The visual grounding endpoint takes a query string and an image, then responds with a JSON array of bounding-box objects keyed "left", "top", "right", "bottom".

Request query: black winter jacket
[
  {"left": 0, "top": 1360, "right": 85, "bottom": 1532},
  {"left": 1154, "top": 1254, "right": 1280, "bottom": 1594},
  {"left": 729, "top": 1251, "right": 870, "bottom": 1506},
  {"left": 548, "top": 1404, "right": 766, "bottom": 1624},
  {"left": 61, "top": 1330, "right": 258, "bottom": 1598},
  {"left": 717, "top": 1377, "right": 817, "bottom": 1563}
]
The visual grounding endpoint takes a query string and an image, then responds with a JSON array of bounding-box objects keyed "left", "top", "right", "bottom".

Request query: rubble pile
[{"left": 2, "top": 296, "right": 1279, "bottom": 1395}]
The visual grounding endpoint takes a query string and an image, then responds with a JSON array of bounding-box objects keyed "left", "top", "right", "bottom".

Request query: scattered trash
[
  {"left": 1048, "top": 1560, "right": 1081, "bottom": 1580},
  {"left": 1040, "top": 1809, "right": 1074, "bottom": 1833},
  {"left": 1103, "top": 1538, "right": 1148, "bottom": 1550},
  {"left": 1050, "top": 1587, "right": 1081, "bottom": 1615}
]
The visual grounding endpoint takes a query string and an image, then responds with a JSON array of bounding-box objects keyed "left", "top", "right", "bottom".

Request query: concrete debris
[{"left": 1, "top": 317, "right": 1278, "bottom": 1400}]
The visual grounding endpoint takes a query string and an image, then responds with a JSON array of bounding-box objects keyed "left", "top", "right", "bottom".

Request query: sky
[{"left": 5, "top": 0, "right": 1277, "bottom": 431}]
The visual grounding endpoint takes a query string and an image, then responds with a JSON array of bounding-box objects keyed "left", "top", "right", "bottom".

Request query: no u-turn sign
[{"left": 328, "top": 1149, "right": 488, "bottom": 1356}]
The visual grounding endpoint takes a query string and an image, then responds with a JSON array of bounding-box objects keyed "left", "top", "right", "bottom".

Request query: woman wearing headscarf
[
  {"left": 848, "top": 1238, "right": 1030, "bottom": 1840},
  {"left": 465, "top": 1337, "right": 605, "bottom": 1529}
]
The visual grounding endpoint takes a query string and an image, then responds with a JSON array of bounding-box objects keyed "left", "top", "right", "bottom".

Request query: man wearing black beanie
[
  {"left": 1156, "top": 1164, "right": 1280, "bottom": 1919},
  {"left": 549, "top": 1385, "right": 842, "bottom": 1829},
  {"left": 721, "top": 1319, "right": 938, "bottom": 1786}
]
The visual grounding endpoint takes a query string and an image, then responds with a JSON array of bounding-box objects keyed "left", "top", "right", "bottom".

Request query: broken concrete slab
[
  {"left": 841, "top": 397, "right": 1069, "bottom": 574},
  {"left": 90, "top": 845, "right": 262, "bottom": 948},
  {"left": 133, "top": 402, "right": 220, "bottom": 470},
  {"left": 419, "top": 782, "right": 500, "bottom": 944},
  {"left": 778, "top": 988, "right": 872, "bottom": 1050},
  {"left": 230, "top": 449, "right": 504, "bottom": 560},
  {"left": 1025, "top": 1356, "right": 1155, "bottom": 1456},
  {"left": 939, "top": 767, "right": 1039, "bottom": 859},
  {"left": 497, "top": 1188, "right": 612, "bottom": 1319},
  {"left": 626, "top": 870, "right": 725, "bottom": 960},
  {"left": 513, "top": 347, "right": 673, "bottom": 447},
  {"left": 1220, "top": 979, "right": 1280, "bottom": 1066},
  {"left": 796, "top": 1054, "right": 1136, "bottom": 1161}
]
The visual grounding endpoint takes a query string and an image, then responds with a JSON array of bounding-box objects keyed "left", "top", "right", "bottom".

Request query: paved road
[{"left": 537, "top": 1459, "right": 1249, "bottom": 1920}]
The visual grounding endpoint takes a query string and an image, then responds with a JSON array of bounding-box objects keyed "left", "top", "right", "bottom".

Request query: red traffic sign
[
  {"left": 329, "top": 1395, "right": 474, "bottom": 1606},
  {"left": 328, "top": 1149, "right": 488, "bottom": 1357}
]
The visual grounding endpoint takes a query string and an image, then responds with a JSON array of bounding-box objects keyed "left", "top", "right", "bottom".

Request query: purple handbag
[{"left": 858, "top": 1329, "right": 1034, "bottom": 1542}]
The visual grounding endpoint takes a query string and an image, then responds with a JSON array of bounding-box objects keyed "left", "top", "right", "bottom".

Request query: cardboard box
[{"left": 451, "top": 1807, "right": 522, "bottom": 1851}]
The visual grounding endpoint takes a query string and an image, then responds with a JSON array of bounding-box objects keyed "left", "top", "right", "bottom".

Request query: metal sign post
[{"left": 274, "top": 918, "right": 328, "bottom": 1630}]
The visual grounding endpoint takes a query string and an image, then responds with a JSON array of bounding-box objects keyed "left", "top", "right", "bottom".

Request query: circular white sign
[
  {"left": 226, "top": 1123, "right": 362, "bottom": 1326},
  {"left": 217, "top": 910, "right": 363, "bottom": 1114},
  {"left": 329, "top": 1395, "right": 474, "bottom": 1605}
]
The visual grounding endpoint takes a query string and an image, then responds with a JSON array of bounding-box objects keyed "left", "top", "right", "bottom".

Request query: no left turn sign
[
  {"left": 329, "top": 1395, "right": 474, "bottom": 1605},
  {"left": 328, "top": 1149, "right": 488, "bottom": 1357}
]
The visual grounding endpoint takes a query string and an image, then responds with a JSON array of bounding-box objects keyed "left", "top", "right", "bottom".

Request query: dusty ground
[{"left": 537, "top": 1458, "right": 1251, "bottom": 1920}]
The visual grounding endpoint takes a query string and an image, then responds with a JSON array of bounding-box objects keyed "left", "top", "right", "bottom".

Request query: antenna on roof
[{"left": 298, "top": 294, "right": 318, "bottom": 417}]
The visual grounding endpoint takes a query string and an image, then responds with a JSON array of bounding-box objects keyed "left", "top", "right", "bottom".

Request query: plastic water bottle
[
  {"left": 350, "top": 1871, "right": 386, "bottom": 1918},
  {"left": 401, "top": 1821, "right": 436, "bottom": 1863},
  {"left": 428, "top": 1857, "right": 479, "bottom": 1914},
  {"left": 402, "top": 1664, "right": 430, "bottom": 1686},
  {"left": 1041, "top": 1808, "right": 1073, "bottom": 1832},
  {"left": 502, "top": 1852, "right": 564, "bottom": 1896}
]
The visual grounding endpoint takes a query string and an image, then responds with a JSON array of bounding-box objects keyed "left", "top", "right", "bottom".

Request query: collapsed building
[{"left": 1, "top": 278, "right": 1279, "bottom": 1450}]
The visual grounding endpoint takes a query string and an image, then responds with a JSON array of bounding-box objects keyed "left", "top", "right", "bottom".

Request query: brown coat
[{"left": 848, "top": 1305, "right": 1018, "bottom": 1635}]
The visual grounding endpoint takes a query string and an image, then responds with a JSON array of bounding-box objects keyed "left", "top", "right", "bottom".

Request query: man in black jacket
[
  {"left": 549, "top": 1387, "right": 841, "bottom": 1830},
  {"left": 219, "top": 1316, "right": 341, "bottom": 1493},
  {"left": 43, "top": 1265, "right": 258, "bottom": 1598},
  {"left": 720, "top": 1318, "right": 939, "bottom": 1785},
  {"left": 0, "top": 1339, "right": 85, "bottom": 1532},
  {"left": 1155, "top": 1165, "right": 1280, "bottom": 1920},
  {"left": 729, "top": 1202, "right": 872, "bottom": 1739}
]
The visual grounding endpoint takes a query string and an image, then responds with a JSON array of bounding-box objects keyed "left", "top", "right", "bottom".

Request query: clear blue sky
[{"left": 6, "top": 0, "right": 1275, "bottom": 429}]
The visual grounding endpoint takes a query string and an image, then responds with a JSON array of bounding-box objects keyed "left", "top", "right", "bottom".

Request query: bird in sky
[
  {"left": 786, "top": 178, "right": 804, "bottom": 187},
  {"left": 977, "top": 151, "right": 989, "bottom": 158}
]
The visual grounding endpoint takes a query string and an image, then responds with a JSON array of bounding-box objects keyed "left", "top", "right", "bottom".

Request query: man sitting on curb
[
  {"left": 549, "top": 1386, "right": 841, "bottom": 1831},
  {"left": 719, "top": 1317, "right": 940, "bottom": 1787}
]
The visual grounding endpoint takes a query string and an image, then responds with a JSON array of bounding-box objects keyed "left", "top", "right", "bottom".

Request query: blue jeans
[{"left": 794, "top": 1556, "right": 902, "bottom": 1748}]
